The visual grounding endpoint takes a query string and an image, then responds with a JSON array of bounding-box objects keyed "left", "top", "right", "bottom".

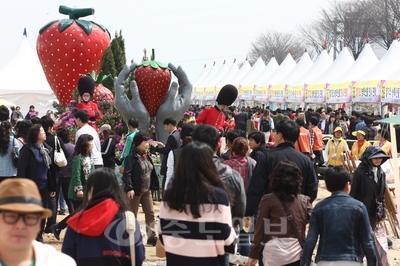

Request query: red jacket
[
  {"left": 78, "top": 101, "right": 102, "bottom": 132},
  {"left": 196, "top": 106, "right": 226, "bottom": 130},
  {"left": 224, "top": 119, "right": 236, "bottom": 131}
]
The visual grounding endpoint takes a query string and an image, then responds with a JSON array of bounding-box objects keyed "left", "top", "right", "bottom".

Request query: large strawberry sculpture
[
  {"left": 81, "top": 70, "right": 114, "bottom": 103},
  {"left": 135, "top": 49, "right": 171, "bottom": 117},
  {"left": 36, "top": 5, "right": 111, "bottom": 106}
]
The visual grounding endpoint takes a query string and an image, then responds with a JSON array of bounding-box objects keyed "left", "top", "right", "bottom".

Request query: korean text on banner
[
  {"left": 193, "top": 87, "right": 204, "bottom": 100},
  {"left": 239, "top": 85, "right": 255, "bottom": 101},
  {"left": 286, "top": 85, "right": 305, "bottom": 103},
  {"left": 254, "top": 85, "right": 269, "bottom": 102},
  {"left": 326, "top": 82, "right": 353, "bottom": 103},
  {"left": 382, "top": 80, "right": 400, "bottom": 104},
  {"left": 269, "top": 85, "right": 286, "bottom": 102},
  {"left": 352, "top": 80, "right": 382, "bottom": 103},
  {"left": 204, "top": 86, "right": 216, "bottom": 101},
  {"left": 305, "top": 84, "right": 326, "bottom": 103}
]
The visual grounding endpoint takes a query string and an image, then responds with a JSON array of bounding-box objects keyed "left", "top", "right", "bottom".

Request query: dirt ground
[{"left": 45, "top": 180, "right": 400, "bottom": 265}]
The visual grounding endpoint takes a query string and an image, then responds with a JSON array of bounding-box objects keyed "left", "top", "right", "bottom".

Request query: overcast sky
[{"left": 0, "top": 0, "right": 343, "bottom": 84}]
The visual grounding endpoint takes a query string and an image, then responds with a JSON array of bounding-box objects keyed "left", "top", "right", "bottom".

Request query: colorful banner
[
  {"left": 352, "top": 80, "right": 381, "bottom": 103},
  {"left": 382, "top": 80, "right": 400, "bottom": 103},
  {"left": 254, "top": 85, "right": 269, "bottom": 102},
  {"left": 192, "top": 87, "right": 204, "bottom": 100},
  {"left": 269, "top": 85, "right": 286, "bottom": 102},
  {"left": 204, "top": 86, "right": 216, "bottom": 100},
  {"left": 305, "top": 84, "right": 326, "bottom": 103},
  {"left": 239, "top": 85, "right": 254, "bottom": 101},
  {"left": 326, "top": 82, "right": 353, "bottom": 103},
  {"left": 286, "top": 85, "right": 305, "bottom": 102}
]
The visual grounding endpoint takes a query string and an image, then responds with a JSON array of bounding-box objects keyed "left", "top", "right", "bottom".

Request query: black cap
[
  {"left": 78, "top": 76, "right": 95, "bottom": 97},
  {"left": 180, "top": 123, "right": 196, "bottom": 138},
  {"left": 216, "top": 84, "right": 238, "bottom": 106}
]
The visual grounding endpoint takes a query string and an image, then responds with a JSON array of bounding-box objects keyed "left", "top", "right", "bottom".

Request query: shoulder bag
[
  {"left": 11, "top": 137, "right": 19, "bottom": 168},
  {"left": 54, "top": 136, "right": 67, "bottom": 167},
  {"left": 278, "top": 197, "right": 304, "bottom": 248},
  {"left": 125, "top": 211, "right": 136, "bottom": 266}
]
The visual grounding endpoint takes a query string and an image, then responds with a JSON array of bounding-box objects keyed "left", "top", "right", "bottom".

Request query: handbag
[
  {"left": 125, "top": 211, "right": 136, "bottom": 266},
  {"left": 54, "top": 136, "right": 67, "bottom": 167},
  {"left": 374, "top": 224, "right": 389, "bottom": 266},
  {"left": 11, "top": 137, "right": 19, "bottom": 168}
]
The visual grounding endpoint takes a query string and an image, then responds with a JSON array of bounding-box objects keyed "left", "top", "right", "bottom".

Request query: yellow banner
[
  {"left": 269, "top": 85, "right": 285, "bottom": 102},
  {"left": 382, "top": 80, "right": 400, "bottom": 103},
  {"left": 305, "top": 84, "right": 326, "bottom": 103},
  {"left": 239, "top": 85, "right": 254, "bottom": 100},
  {"left": 286, "top": 85, "right": 305, "bottom": 102},
  {"left": 326, "top": 82, "right": 353, "bottom": 103},
  {"left": 204, "top": 86, "right": 215, "bottom": 100},
  {"left": 352, "top": 80, "right": 381, "bottom": 103},
  {"left": 254, "top": 85, "right": 269, "bottom": 101}
]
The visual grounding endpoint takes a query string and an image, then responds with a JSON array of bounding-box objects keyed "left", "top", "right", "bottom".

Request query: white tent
[
  {"left": 195, "top": 62, "right": 218, "bottom": 89},
  {"left": 237, "top": 57, "right": 266, "bottom": 86},
  {"left": 260, "top": 53, "right": 297, "bottom": 86},
  {"left": 252, "top": 57, "right": 279, "bottom": 86},
  {"left": 215, "top": 59, "right": 240, "bottom": 88},
  {"left": 291, "top": 49, "right": 333, "bottom": 86},
  {"left": 334, "top": 43, "right": 379, "bottom": 83},
  {"left": 206, "top": 60, "right": 229, "bottom": 88},
  {"left": 229, "top": 59, "right": 252, "bottom": 85},
  {"left": 277, "top": 51, "right": 313, "bottom": 85},
  {"left": 358, "top": 39, "right": 400, "bottom": 81},
  {"left": 311, "top": 47, "right": 354, "bottom": 84},
  {"left": 0, "top": 30, "right": 55, "bottom": 116},
  {"left": 192, "top": 64, "right": 208, "bottom": 88}
]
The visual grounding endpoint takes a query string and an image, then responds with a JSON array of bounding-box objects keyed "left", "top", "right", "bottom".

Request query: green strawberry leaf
[
  {"left": 137, "top": 49, "right": 171, "bottom": 70},
  {"left": 92, "top": 21, "right": 111, "bottom": 38},
  {"left": 81, "top": 70, "right": 110, "bottom": 83},
  {"left": 58, "top": 19, "right": 75, "bottom": 33},
  {"left": 75, "top": 20, "right": 93, "bottom": 35}
]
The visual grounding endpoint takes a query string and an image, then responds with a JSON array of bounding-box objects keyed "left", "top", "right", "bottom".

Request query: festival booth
[
  {"left": 228, "top": 59, "right": 252, "bottom": 107},
  {"left": 260, "top": 53, "right": 297, "bottom": 110},
  {"left": 252, "top": 57, "right": 279, "bottom": 107},
  {"left": 310, "top": 47, "right": 355, "bottom": 112},
  {"left": 328, "top": 43, "right": 379, "bottom": 113},
  {"left": 355, "top": 39, "right": 400, "bottom": 115},
  {"left": 194, "top": 62, "right": 218, "bottom": 106},
  {"left": 382, "top": 54, "right": 400, "bottom": 113},
  {"left": 0, "top": 30, "right": 56, "bottom": 116},
  {"left": 237, "top": 57, "right": 266, "bottom": 106},
  {"left": 203, "top": 61, "right": 229, "bottom": 105},
  {"left": 291, "top": 49, "right": 333, "bottom": 111},
  {"left": 281, "top": 51, "right": 313, "bottom": 110},
  {"left": 191, "top": 64, "right": 208, "bottom": 105}
]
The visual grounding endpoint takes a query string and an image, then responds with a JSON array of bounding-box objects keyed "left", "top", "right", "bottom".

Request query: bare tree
[
  {"left": 248, "top": 31, "right": 305, "bottom": 65},
  {"left": 298, "top": 20, "right": 335, "bottom": 56}
]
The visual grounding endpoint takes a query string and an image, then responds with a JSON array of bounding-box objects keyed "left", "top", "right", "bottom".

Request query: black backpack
[{"left": 260, "top": 119, "right": 271, "bottom": 132}]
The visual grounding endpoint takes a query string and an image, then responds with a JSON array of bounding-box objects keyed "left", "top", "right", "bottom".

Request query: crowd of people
[{"left": 0, "top": 86, "right": 398, "bottom": 266}]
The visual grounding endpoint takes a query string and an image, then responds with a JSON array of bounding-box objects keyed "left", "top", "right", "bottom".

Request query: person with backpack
[{"left": 260, "top": 109, "right": 274, "bottom": 143}]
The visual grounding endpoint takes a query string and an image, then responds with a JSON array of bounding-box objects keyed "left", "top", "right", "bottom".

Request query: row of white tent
[{"left": 192, "top": 39, "right": 400, "bottom": 105}]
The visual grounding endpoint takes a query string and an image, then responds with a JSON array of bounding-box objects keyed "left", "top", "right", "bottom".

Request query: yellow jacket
[
  {"left": 326, "top": 138, "right": 348, "bottom": 166},
  {"left": 373, "top": 140, "right": 391, "bottom": 156},
  {"left": 351, "top": 141, "right": 371, "bottom": 160}
]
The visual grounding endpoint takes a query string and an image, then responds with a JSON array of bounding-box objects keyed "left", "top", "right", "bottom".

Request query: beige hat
[
  {"left": 0, "top": 178, "right": 52, "bottom": 218},
  {"left": 98, "top": 124, "right": 112, "bottom": 134},
  {"left": 352, "top": 130, "right": 366, "bottom": 137}
]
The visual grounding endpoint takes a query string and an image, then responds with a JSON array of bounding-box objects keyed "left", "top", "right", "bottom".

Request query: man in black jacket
[
  {"left": 151, "top": 117, "right": 180, "bottom": 188},
  {"left": 245, "top": 120, "right": 318, "bottom": 219}
]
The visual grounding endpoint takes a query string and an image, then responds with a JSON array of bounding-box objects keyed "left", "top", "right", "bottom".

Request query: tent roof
[
  {"left": 193, "top": 64, "right": 208, "bottom": 87},
  {"left": 252, "top": 57, "right": 279, "bottom": 86},
  {"left": 259, "top": 53, "right": 296, "bottom": 86},
  {"left": 216, "top": 60, "right": 240, "bottom": 87},
  {"left": 277, "top": 51, "right": 313, "bottom": 85},
  {"left": 312, "top": 47, "right": 354, "bottom": 84},
  {"left": 195, "top": 62, "right": 218, "bottom": 88},
  {"left": 334, "top": 43, "right": 379, "bottom": 83},
  {"left": 292, "top": 49, "right": 333, "bottom": 85},
  {"left": 229, "top": 59, "right": 252, "bottom": 85},
  {"left": 237, "top": 57, "right": 265, "bottom": 86},
  {"left": 206, "top": 61, "right": 229, "bottom": 87},
  {"left": 358, "top": 39, "right": 400, "bottom": 81}
]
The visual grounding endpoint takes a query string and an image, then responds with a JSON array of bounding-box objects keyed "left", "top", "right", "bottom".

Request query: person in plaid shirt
[{"left": 361, "top": 117, "right": 377, "bottom": 141}]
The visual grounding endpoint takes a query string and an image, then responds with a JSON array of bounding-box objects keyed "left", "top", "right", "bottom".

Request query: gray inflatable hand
[
  {"left": 155, "top": 63, "right": 192, "bottom": 143},
  {"left": 114, "top": 63, "right": 150, "bottom": 132}
]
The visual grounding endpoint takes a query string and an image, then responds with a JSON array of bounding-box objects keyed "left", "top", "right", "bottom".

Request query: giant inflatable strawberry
[{"left": 36, "top": 5, "right": 111, "bottom": 106}]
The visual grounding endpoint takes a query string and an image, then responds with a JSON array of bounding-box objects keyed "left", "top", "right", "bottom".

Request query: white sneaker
[{"left": 229, "top": 253, "right": 248, "bottom": 265}]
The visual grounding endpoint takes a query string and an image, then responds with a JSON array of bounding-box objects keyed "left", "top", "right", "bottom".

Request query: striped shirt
[{"left": 159, "top": 187, "right": 237, "bottom": 266}]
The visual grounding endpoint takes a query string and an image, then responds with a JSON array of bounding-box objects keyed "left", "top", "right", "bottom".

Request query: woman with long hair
[
  {"left": 62, "top": 168, "right": 145, "bottom": 266},
  {"left": 0, "top": 121, "right": 19, "bottom": 182},
  {"left": 260, "top": 109, "right": 274, "bottom": 143},
  {"left": 123, "top": 131, "right": 159, "bottom": 246},
  {"left": 14, "top": 120, "right": 32, "bottom": 148},
  {"left": 373, "top": 129, "right": 391, "bottom": 157},
  {"left": 246, "top": 160, "right": 313, "bottom": 266},
  {"left": 160, "top": 141, "right": 237, "bottom": 266},
  {"left": 99, "top": 124, "right": 117, "bottom": 170},
  {"left": 51, "top": 134, "right": 94, "bottom": 240},
  {"left": 326, "top": 114, "right": 339, "bottom": 135},
  {"left": 17, "top": 124, "right": 56, "bottom": 242}
]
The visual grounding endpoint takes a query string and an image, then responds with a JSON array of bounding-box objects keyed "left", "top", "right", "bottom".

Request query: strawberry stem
[
  {"left": 59, "top": 6, "right": 94, "bottom": 20},
  {"left": 151, "top": 49, "right": 155, "bottom": 61}
]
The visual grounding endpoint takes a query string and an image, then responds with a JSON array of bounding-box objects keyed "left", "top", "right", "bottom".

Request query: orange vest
[
  {"left": 295, "top": 127, "right": 311, "bottom": 154},
  {"left": 310, "top": 127, "right": 323, "bottom": 151}
]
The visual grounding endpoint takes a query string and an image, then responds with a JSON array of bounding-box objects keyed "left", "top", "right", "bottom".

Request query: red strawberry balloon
[
  {"left": 36, "top": 5, "right": 111, "bottom": 106},
  {"left": 135, "top": 49, "right": 171, "bottom": 117}
]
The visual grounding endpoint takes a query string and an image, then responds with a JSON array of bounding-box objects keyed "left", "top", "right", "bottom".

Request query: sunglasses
[{"left": 1, "top": 211, "right": 41, "bottom": 226}]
